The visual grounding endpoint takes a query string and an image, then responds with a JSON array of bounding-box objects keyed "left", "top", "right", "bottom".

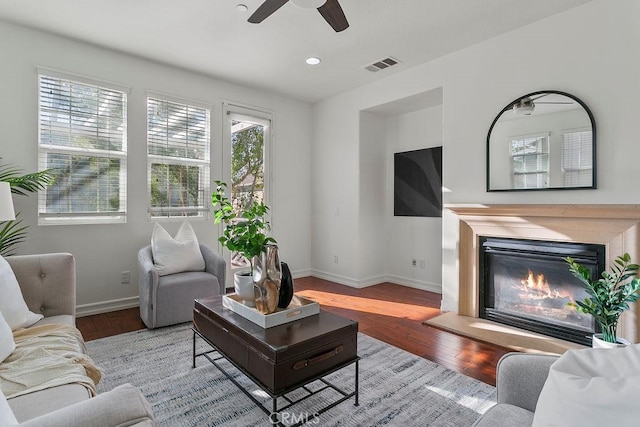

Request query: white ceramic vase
[
  {"left": 234, "top": 272, "right": 255, "bottom": 307},
  {"left": 591, "top": 333, "right": 631, "bottom": 349}
]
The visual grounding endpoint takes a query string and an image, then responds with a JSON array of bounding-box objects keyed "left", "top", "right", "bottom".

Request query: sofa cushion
[
  {"left": 533, "top": 343, "right": 640, "bottom": 426},
  {"left": 151, "top": 221, "right": 205, "bottom": 276},
  {"left": 33, "top": 314, "right": 75, "bottom": 327},
  {"left": 0, "top": 312, "right": 15, "bottom": 364},
  {"left": 0, "top": 390, "right": 18, "bottom": 426},
  {"left": 0, "top": 256, "right": 43, "bottom": 330},
  {"left": 8, "top": 383, "right": 91, "bottom": 423},
  {"left": 473, "top": 403, "right": 534, "bottom": 427}
]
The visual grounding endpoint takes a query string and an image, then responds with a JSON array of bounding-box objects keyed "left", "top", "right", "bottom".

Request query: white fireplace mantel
[{"left": 446, "top": 204, "right": 640, "bottom": 344}]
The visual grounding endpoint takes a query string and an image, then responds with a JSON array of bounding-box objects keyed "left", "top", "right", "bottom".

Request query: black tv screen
[{"left": 394, "top": 147, "right": 442, "bottom": 217}]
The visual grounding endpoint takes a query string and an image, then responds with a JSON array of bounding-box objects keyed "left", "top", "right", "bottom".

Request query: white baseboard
[
  {"left": 291, "top": 268, "right": 312, "bottom": 280},
  {"left": 385, "top": 274, "right": 442, "bottom": 294},
  {"left": 76, "top": 296, "right": 139, "bottom": 317},
  {"left": 310, "top": 269, "right": 442, "bottom": 293},
  {"left": 309, "top": 270, "right": 372, "bottom": 288}
]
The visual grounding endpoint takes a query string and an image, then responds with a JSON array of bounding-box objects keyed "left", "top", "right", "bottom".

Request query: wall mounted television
[{"left": 394, "top": 147, "right": 442, "bottom": 217}]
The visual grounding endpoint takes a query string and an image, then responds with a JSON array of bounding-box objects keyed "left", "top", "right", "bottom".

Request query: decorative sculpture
[
  {"left": 278, "top": 262, "right": 294, "bottom": 308},
  {"left": 253, "top": 244, "right": 281, "bottom": 314}
]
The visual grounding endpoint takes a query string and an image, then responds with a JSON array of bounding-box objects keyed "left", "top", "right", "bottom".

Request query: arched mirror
[{"left": 487, "top": 90, "right": 596, "bottom": 191}]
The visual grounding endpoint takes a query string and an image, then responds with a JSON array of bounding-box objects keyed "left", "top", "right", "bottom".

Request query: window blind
[
  {"left": 562, "top": 130, "right": 593, "bottom": 187},
  {"left": 38, "top": 74, "right": 127, "bottom": 224},
  {"left": 147, "top": 97, "right": 210, "bottom": 218}
]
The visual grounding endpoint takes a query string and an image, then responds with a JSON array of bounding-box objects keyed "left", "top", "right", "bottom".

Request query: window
[
  {"left": 510, "top": 133, "right": 549, "bottom": 189},
  {"left": 562, "top": 129, "right": 593, "bottom": 187},
  {"left": 38, "top": 72, "right": 128, "bottom": 225},
  {"left": 147, "top": 96, "right": 210, "bottom": 218}
]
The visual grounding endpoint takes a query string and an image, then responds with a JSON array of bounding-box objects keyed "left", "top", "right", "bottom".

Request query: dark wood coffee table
[{"left": 192, "top": 296, "right": 359, "bottom": 426}]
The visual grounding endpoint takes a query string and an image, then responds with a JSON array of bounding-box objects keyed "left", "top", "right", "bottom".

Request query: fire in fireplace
[{"left": 479, "top": 237, "right": 605, "bottom": 345}]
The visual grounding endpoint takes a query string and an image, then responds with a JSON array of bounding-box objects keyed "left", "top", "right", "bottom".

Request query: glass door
[{"left": 221, "top": 103, "right": 272, "bottom": 285}]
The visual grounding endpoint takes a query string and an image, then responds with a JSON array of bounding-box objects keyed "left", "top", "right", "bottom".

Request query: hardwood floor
[{"left": 76, "top": 277, "right": 511, "bottom": 386}]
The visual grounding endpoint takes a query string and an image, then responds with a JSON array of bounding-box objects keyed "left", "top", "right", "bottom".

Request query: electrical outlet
[
  {"left": 419, "top": 259, "right": 425, "bottom": 269},
  {"left": 333, "top": 255, "right": 339, "bottom": 264},
  {"left": 121, "top": 271, "right": 130, "bottom": 284},
  {"left": 411, "top": 258, "right": 417, "bottom": 267}
]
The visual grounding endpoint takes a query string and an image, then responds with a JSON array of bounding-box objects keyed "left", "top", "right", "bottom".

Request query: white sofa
[{"left": 2, "top": 253, "right": 155, "bottom": 426}]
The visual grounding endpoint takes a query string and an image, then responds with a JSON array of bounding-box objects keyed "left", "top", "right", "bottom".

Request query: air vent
[{"left": 364, "top": 56, "right": 400, "bottom": 72}]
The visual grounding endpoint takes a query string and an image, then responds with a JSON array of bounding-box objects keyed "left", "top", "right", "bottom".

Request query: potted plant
[
  {"left": 211, "top": 181, "right": 276, "bottom": 306},
  {"left": 0, "top": 159, "right": 56, "bottom": 256},
  {"left": 565, "top": 253, "right": 640, "bottom": 347}
]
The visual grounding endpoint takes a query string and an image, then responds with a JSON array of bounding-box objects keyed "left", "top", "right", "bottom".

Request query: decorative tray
[{"left": 222, "top": 293, "right": 320, "bottom": 328}]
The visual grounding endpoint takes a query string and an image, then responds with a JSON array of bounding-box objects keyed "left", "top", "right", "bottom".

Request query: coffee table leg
[
  {"left": 192, "top": 330, "right": 196, "bottom": 368},
  {"left": 355, "top": 359, "right": 359, "bottom": 406}
]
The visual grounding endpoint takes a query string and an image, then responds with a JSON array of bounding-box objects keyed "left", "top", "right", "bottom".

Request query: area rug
[{"left": 86, "top": 324, "right": 496, "bottom": 426}]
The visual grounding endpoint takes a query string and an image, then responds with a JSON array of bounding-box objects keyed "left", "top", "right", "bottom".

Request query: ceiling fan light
[
  {"left": 305, "top": 57, "right": 321, "bottom": 65},
  {"left": 513, "top": 100, "right": 535, "bottom": 115},
  {"left": 291, "top": 0, "right": 326, "bottom": 9}
]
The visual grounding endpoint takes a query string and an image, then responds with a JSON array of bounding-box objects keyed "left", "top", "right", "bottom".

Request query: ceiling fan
[
  {"left": 248, "top": 0, "right": 349, "bottom": 32},
  {"left": 512, "top": 93, "right": 573, "bottom": 115}
]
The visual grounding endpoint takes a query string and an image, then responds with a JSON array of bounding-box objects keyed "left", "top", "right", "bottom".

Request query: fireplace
[{"left": 479, "top": 237, "right": 605, "bottom": 346}]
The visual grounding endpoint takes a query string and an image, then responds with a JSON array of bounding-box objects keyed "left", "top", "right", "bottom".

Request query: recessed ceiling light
[
  {"left": 236, "top": 4, "right": 248, "bottom": 12},
  {"left": 305, "top": 57, "right": 321, "bottom": 65}
]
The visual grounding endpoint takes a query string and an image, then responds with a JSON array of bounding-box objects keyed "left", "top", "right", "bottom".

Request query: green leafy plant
[
  {"left": 0, "top": 159, "right": 56, "bottom": 256},
  {"left": 565, "top": 253, "right": 640, "bottom": 343},
  {"left": 211, "top": 180, "right": 275, "bottom": 274}
]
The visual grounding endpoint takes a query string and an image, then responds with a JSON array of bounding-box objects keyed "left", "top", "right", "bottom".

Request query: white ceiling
[{"left": 0, "top": 0, "right": 593, "bottom": 104}]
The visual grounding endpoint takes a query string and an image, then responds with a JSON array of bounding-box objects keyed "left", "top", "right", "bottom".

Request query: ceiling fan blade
[
  {"left": 529, "top": 94, "right": 550, "bottom": 101},
  {"left": 535, "top": 101, "right": 574, "bottom": 104},
  {"left": 248, "top": 0, "right": 290, "bottom": 24},
  {"left": 318, "top": 0, "right": 349, "bottom": 32}
]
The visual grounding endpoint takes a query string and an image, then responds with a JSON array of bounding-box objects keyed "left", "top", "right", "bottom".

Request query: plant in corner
[
  {"left": 0, "top": 159, "right": 56, "bottom": 256},
  {"left": 565, "top": 253, "right": 640, "bottom": 345}
]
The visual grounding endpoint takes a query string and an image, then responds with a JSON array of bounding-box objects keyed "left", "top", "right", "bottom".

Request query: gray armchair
[
  {"left": 473, "top": 353, "right": 559, "bottom": 427},
  {"left": 138, "top": 243, "right": 226, "bottom": 328}
]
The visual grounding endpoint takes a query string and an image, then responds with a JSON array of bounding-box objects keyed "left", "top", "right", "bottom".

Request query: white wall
[
  {"left": 310, "top": 96, "right": 361, "bottom": 283},
  {"left": 0, "top": 21, "right": 312, "bottom": 314},
  {"left": 310, "top": 1, "right": 640, "bottom": 307},
  {"left": 357, "top": 111, "right": 386, "bottom": 285},
  {"left": 385, "top": 106, "right": 443, "bottom": 291}
]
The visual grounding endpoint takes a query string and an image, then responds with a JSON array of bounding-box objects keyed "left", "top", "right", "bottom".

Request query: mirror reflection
[{"left": 487, "top": 91, "right": 596, "bottom": 191}]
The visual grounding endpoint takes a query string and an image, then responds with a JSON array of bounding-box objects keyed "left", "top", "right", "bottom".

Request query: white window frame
[
  {"left": 509, "top": 132, "right": 550, "bottom": 189},
  {"left": 146, "top": 93, "right": 211, "bottom": 220},
  {"left": 37, "top": 68, "right": 129, "bottom": 225}
]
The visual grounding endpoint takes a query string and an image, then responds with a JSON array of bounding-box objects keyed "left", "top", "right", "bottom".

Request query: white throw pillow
[
  {"left": 0, "top": 311, "right": 15, "bottom": 364},
  {"left": 151, "top": 221, "right": 205, "bottom": 276},
  {"left": 533, "top": 343, "right": 640, "bottom": 426},
  {"left": 0, "top": 389, "right": 18, "bottom": 427},
  {"left": 0, "top": 256, "right": 44, "bottom": 330}
]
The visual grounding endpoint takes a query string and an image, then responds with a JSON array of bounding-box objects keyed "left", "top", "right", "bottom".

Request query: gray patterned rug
[{"left": 86, "top": 324, "right": 495, "bottom": 426}]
